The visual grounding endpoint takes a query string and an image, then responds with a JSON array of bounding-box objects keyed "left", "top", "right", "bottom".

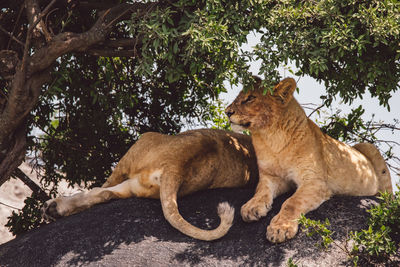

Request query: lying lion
[
  {"left": 226, "top": 77, "right": 393, "bottom": 243},
  {"left": 42, "top": 129, "right": 258, "bottom": 241}
]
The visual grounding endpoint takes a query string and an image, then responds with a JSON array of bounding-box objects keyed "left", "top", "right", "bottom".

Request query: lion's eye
[{"left": 241, "top": 95, "right": 256, "bottom": 104}]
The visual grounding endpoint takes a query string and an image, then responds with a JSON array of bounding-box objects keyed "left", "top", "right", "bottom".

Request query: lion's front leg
[
  {"left": 241, "top": 174, "right": 292, "bottom": 222},
  {"left": 266, "top": 181, "right": 332, "bottom": 243}
]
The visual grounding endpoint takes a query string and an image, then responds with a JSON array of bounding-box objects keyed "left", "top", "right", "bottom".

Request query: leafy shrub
[
  {"left": 299, "top": 190, "right": 400, "bottom": 266},
  {"left": 351, "top": 190, "right": 400, "bottom": 265},
  {"left": 6, "top": 193, "right": 46, "bottom": 236}
]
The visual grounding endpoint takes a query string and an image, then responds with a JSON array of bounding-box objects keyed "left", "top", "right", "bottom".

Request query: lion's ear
[{"left": 273, "top": 78, "right": 296, "bottom": 106}]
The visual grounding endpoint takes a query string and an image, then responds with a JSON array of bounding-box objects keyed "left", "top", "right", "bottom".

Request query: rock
[{"left": 0, "top": 187, "right": 380, "bottom": 267}]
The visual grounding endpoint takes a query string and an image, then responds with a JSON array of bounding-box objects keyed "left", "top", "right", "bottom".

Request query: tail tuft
[{"left": 217, "top": 202, "right": 235, "bottom": 225}]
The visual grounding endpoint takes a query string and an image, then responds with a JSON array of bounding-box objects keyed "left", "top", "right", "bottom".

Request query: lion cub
[
  {"left": 226, "top": 77, "right": 392, "bottom": 243},
  {"left": 42, "top": 129, "right": 258, "bottom": 241}
]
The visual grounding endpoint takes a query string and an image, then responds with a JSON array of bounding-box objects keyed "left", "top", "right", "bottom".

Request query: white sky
[{"left": 220, "top": 33, "right": 400, "bottom": 187}]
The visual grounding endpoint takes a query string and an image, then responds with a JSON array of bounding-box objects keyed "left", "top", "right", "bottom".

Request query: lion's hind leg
[
  {"left": 41, "top": 177, "right": 155, "bottom": 221},
  {"left": 353, "top": 143, "right": 393, "bottom": 193}
]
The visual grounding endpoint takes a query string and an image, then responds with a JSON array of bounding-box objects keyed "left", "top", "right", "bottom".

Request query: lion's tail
[
  {"left": 159, "top": 173, "right": 234, "bottom": 241},
  {"left": 353, "top": 143, "right": 393, "bottom": 193}
]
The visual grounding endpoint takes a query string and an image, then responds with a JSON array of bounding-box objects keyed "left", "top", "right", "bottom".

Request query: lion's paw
[
  {"left": 41, "top": 199, "right": 64, "bottom": 221},
  {"left": 241, "top": 198, "right": 271, "bottom": 222},
  {"left": 266, "top": 215, "right": 298, "bottom": 243}
]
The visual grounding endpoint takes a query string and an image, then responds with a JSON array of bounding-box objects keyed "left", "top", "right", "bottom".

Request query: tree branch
[
  {"left": 84, "top": 49, "right": 135, "bottom": 57},
  {"left": 0, "top": 1, "right": 157, "bottom": 185},
  {"left": 27, "top": 2, "right": 151, "bottom": 76},
  {"left": 12, "top": 168, "right": 50, "bottom": 202},
  {"left": 84, "top": 38, "right": 143, "bottom": 57},
  {"left": 101, "top": 38, "right": 138, "bottom": 48}
]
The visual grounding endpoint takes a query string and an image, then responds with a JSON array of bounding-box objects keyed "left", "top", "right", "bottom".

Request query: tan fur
[
  {"left": 41, "top": 129, "right": 258, "bottom": 241},
  {"left": 226, "top": 77, "right": 393, "bottom": 243}
]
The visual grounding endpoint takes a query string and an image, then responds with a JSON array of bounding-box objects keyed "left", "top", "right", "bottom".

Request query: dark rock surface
[{"left": 0, "top": 187, "right": 379, "bottom": 267}]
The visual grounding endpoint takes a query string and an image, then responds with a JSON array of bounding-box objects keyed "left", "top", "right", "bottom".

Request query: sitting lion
[
  {"left": 42, "top": 129, "right": 258, "bottom": 241},
  {"left": 225, "top": 77, "right": 392, "bottom": 243}
]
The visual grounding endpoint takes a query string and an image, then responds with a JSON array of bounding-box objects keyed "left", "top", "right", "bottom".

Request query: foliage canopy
[{"left": 255, "top": 0, "right": 400, "bottom": 109}]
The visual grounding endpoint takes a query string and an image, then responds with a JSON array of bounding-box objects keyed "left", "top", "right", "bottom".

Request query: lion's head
[{"left": 225, "top": 77, "right": 297, "bottom": 130}]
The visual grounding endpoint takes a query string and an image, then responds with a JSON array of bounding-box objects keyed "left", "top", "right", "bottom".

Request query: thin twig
[
  {"left": 370, "top": 124, "right": 400, "bottom": 131},
  {"left": 0, "top": 201, "right": 21, "bottom": 210},
  {"left": 375, "top": 140, "right": 400, "bottom": 146},
  {"left": 0, "top": 25, "right": 24, "bottom": 46},
  {"left": 7, "top": 2, "right": 24, "bottom": 49},
  {"left": 308, "top": 103, "right": 326, "bottom": 118},
  {"left": 44, "top": 7, "right": 58, "bottom": 36}
]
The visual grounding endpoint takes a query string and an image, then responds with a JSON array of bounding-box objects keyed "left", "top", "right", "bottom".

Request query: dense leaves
[{"left": 255, "top": 0, "right": 400, "bottom": 108}]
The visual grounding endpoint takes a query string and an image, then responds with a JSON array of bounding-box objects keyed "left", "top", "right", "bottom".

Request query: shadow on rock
[{"left": 0, "top": 186, "right": 378, "bottom": 267}]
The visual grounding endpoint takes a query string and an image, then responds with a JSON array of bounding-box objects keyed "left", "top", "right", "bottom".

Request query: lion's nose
[{"left": 225, "top": 110, "right": 235, "bottom": 118}]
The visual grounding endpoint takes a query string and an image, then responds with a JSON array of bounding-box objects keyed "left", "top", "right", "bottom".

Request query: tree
[
  {"left": 0, "top": 0, "right": 261, "bottom": 187},
  {"left": 1, "top": 0, "right": 399, "bottom": 235},
  {"left": 1, "top": 0, "right": 265, "bottom": 235}
]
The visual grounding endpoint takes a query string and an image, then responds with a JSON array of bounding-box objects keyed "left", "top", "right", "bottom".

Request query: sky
[{"left": 220, "top": 33, "right": 400, "bottom": 187}]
